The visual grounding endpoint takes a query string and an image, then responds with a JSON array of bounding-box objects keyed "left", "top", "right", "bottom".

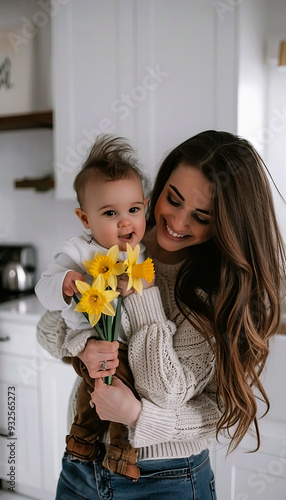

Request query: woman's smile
[{"left": 164, "top": 219, "right": 189, "bottom": 239}]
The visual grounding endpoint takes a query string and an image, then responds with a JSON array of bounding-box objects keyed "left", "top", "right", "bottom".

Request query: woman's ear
[
  {"left": 144, "top": 198, "right": 149, "bottom": 209},
  {"left": 75, "top": 208, "right": 89, "bottom": 228}
]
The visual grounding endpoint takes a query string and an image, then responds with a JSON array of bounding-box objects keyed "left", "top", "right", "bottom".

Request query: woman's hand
[
  {"left": 77, "top": 339, "right": 119, "bottom": 379},
  {"left": 91, "top": 377, "right": 142, "bottom": 427}
]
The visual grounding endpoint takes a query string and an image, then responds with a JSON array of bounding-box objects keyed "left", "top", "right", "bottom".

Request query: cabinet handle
[{"left": 0, "top": 335, "right": 10, "bottom": 341}]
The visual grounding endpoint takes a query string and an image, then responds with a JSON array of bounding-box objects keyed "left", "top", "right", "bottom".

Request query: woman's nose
[{"left": 173, "top": 212, "right": 189, "bottom": 230}]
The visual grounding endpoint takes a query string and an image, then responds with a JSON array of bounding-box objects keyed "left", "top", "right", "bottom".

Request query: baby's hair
[{"left": 74, "top": 134, "right": 142, "bottom": 207}]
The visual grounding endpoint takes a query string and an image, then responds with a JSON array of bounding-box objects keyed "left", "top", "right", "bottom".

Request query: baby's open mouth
[{"left": 119, "top": 232, "right": 133, "bottom": 240}]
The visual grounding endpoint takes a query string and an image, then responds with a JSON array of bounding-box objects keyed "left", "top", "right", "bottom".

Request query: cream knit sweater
[{"left": 37, "top": 259, "right": 221, "bottom": 461}]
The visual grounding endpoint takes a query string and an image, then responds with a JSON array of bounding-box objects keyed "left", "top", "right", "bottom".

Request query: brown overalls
[{"left": 65, "top": 342, "right": 141, "bottom": 481}]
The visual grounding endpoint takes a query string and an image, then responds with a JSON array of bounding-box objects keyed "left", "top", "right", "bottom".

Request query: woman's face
[{"left": 154, "top": 164, "right": 213, "bottom": 254}]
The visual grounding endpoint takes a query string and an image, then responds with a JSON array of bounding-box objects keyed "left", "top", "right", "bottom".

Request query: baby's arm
[{"left": 35, "top": 240, "right": 85, "bottom": 311}]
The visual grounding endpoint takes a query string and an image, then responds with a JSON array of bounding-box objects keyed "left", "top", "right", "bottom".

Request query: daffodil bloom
[
  {"left": 124, "top": 243, "right": 155, "bottom": 294},
  {"left": 74, "top": 274, "right": 119, "bottom": 327},
  {"left": 83, "top": 245, "right": 125, "bottom": 290}
]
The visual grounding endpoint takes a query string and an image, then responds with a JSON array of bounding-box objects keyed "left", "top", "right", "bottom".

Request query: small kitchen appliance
[{"left": 0, "top": 244, "right": 37, "bottom": 302}]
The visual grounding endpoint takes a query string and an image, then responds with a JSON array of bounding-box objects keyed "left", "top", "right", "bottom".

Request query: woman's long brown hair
[{"left": 147, "top": 130, "right": 286, "bottom": 452}]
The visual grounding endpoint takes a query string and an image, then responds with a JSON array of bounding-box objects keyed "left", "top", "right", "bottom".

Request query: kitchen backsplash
[{"left": 0, "top": 129, "right": 80, "bottom": 281}]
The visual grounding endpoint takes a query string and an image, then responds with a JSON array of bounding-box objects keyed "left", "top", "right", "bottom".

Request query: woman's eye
[
  {"left": 167, "top": 194, "right": 180, "bottom": 207},
  {"left": 129, "top": 207, "right": 139, "bottom": 213},
  {"left": 193, "top": 213, "right": 210, "bottom": 225},
  {"left": 104, "top": 210, "right": 116, "bottom": 217}
]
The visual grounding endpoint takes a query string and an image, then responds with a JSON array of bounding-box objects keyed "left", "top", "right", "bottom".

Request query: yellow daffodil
[
  {"left": 83, "top": 245, "right": 125, "bottom": 290},
  {"left": 124, "top": 243, "right": 155, "bottom": 294},
  {"left": 74, "top": 274, "right": 119, "bottom": 327}
]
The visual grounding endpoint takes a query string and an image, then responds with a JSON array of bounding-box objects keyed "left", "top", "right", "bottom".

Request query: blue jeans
[{"left": 56, "top": 445, "right": 217, "bottom": 499}]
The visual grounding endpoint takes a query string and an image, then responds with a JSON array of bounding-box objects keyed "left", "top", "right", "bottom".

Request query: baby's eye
[
  {"left": 167, "top": 194, "right": 180, "bottom": 207},
  {"left": 129, "top": 207, "right": 139, "bottom": 213},
  {"left": 103, "top": 210, "right": 116, "bottom": 217}
]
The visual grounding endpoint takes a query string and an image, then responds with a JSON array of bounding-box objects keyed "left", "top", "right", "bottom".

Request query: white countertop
[{"left": 0, "top": 294, "right": 45, "bottom": 322}]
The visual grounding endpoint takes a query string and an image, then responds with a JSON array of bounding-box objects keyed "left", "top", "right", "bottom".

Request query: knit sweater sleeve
[
  {"left": 123, "top": 286, "right": 216, "bottom": 409},
  {"left": 36, "top": 309, "right": 95, "bottom": 359}
]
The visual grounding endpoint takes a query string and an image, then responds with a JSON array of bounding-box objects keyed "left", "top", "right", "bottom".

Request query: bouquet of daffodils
[{"left": 73, "top": 244, "right": 154, "bottom": 383}]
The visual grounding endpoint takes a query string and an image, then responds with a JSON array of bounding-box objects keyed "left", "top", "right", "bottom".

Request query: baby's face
[{"left": 76, "top": 175, "right": 147, "bottom": 251}]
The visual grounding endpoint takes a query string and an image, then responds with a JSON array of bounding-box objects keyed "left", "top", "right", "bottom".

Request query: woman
[{"left": 37, "top": 130, "right": 285, "bottom": 499}]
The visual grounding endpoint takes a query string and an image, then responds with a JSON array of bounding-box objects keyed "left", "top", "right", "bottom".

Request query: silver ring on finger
[{"left": 102, "top": 360, "right": 108, "bottom": 371}]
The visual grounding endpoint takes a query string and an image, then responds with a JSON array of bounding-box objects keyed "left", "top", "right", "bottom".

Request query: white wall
[
  {"left": 0, "top": 129, "right": 80, "bottom": 281},
  {"left": 236, "top": 0, "right": 286, "bottom": 241},
  {"left": 263, "top": 0, "right": 286, "bottom": 241},
  {"left": 237, "top": 0, "right": 267, "bottom": 154}
]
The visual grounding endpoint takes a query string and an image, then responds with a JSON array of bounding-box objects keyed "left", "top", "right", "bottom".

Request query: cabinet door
[
  {"left": 135, "top": 0, "right": 237, "bottom": 184},
  {"left": 52, "top": 0, "right": 135, "bottom": 199},
  {"left": 213, "top": 335, "right": 286, "bottom": 499},
  {"left": 0, "top": 381, "right": 42, "bottom": 491},
  {"left": 39, "top": 359, "right": 78, "bottom": 495},
  {"left": 214, "top": 436, "right": 286, "bottom": 500},
  {"left": 52, "top": 0, "right": 237, "bottom": 198}
]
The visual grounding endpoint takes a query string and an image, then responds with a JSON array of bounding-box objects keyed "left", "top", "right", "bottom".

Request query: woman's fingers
[
  {"left": 91, "top": 377, "right": 142, "bottom": 426},
  {"left": 93, "top": 359, "right": 119, "bottom": 379},
  {"left": 77, "top": 339, "right": 119, "bottom": 378}
]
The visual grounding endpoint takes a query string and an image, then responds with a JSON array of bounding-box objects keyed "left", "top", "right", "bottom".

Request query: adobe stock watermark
[
  {"left": 7, "top": 0, "right": 71, "bottom": 55},
  {"left": 213, "top": 0, "right": 244, "bottom": 20},
  {"left": 55, "top": 64, "right": 170, "bottom": 183},
  {"left": 17, "top": 348, "right": 49, "bottom": 385},
  {"left": 249, "top": 105, "right": 286, "bottom": 149},
  {"left": 236, "top": 441, "right": 286, "bottom": 499}
]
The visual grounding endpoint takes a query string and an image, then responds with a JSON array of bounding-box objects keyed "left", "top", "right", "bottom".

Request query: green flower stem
[
  {"left": 112, "top": 295, "right": 122, "bottom": 341},
  {"left": 104, "top": 375, "right": 112, "bottom": 385},
  {"left": 107, "top": 314, "right": 113, "bottom": 342},
  {"left": 101, "top": 315, "right": 108, "bottom": 340},
  {"left": 94, "top": 323, "right": 106, "bottom": 341},
  {"left": 104, "top": 314, "right": 113, "bottom": 385},
  {"left": 103, "top": 297, "right": 122, "bottom": 385}
]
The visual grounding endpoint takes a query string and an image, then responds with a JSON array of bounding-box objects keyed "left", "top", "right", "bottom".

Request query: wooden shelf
[
  {"left": 0, "top": 111, "right": 53, "bottom": 131},
  {"left": 14, "top": 175, "right": 54, "bottom": 192}
]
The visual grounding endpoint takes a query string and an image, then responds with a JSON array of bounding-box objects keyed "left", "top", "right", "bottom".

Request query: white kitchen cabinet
[
  {"left": 37, "top": 351, "right": 78, "bottom": 495},
  {"left": 212, "top": 334, "right": 286, "bottom": 500},
  {"left": 0, "top": 317, "right": 42, "bottom": 496},
  {"left": 52, "top": 0, "right": 238, "bottom": 198},
  {"left": 0, "top": 381, "right": 42, "bottom": 492},
  {"left": 0, "top": 298, "right": 77, "bottom": 499}
]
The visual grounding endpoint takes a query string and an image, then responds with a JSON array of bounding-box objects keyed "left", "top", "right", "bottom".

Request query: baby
[{"left": 35, "top": 135, "right": 150, "bottom": 481}]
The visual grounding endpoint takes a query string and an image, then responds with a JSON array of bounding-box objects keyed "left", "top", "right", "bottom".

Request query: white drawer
[
  {"left": 0, "top": 319, "right": 37, "bottom": 357},
  {"left": 0, "top": 353, "right": 38, "bottom": 387}
]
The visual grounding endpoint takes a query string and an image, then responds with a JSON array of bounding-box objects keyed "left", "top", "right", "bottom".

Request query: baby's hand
[
  {"left": 63, "top": 270, "right": 85, "bottom": 303},
  {"left": 116, "top": 274, "right": 133, "bottom": 298},
  {"left": 116, "top": 273, "right": 155, "bottom": 298}
]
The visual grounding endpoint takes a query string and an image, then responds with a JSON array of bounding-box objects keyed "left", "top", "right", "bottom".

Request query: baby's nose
[{"left": 118, "top": 217, "right": 132, "bottom": 228}]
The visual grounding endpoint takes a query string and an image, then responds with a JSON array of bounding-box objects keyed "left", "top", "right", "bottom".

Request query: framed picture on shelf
[{"left": 0, "top": 27, "right": 34, "bottom": 116}]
